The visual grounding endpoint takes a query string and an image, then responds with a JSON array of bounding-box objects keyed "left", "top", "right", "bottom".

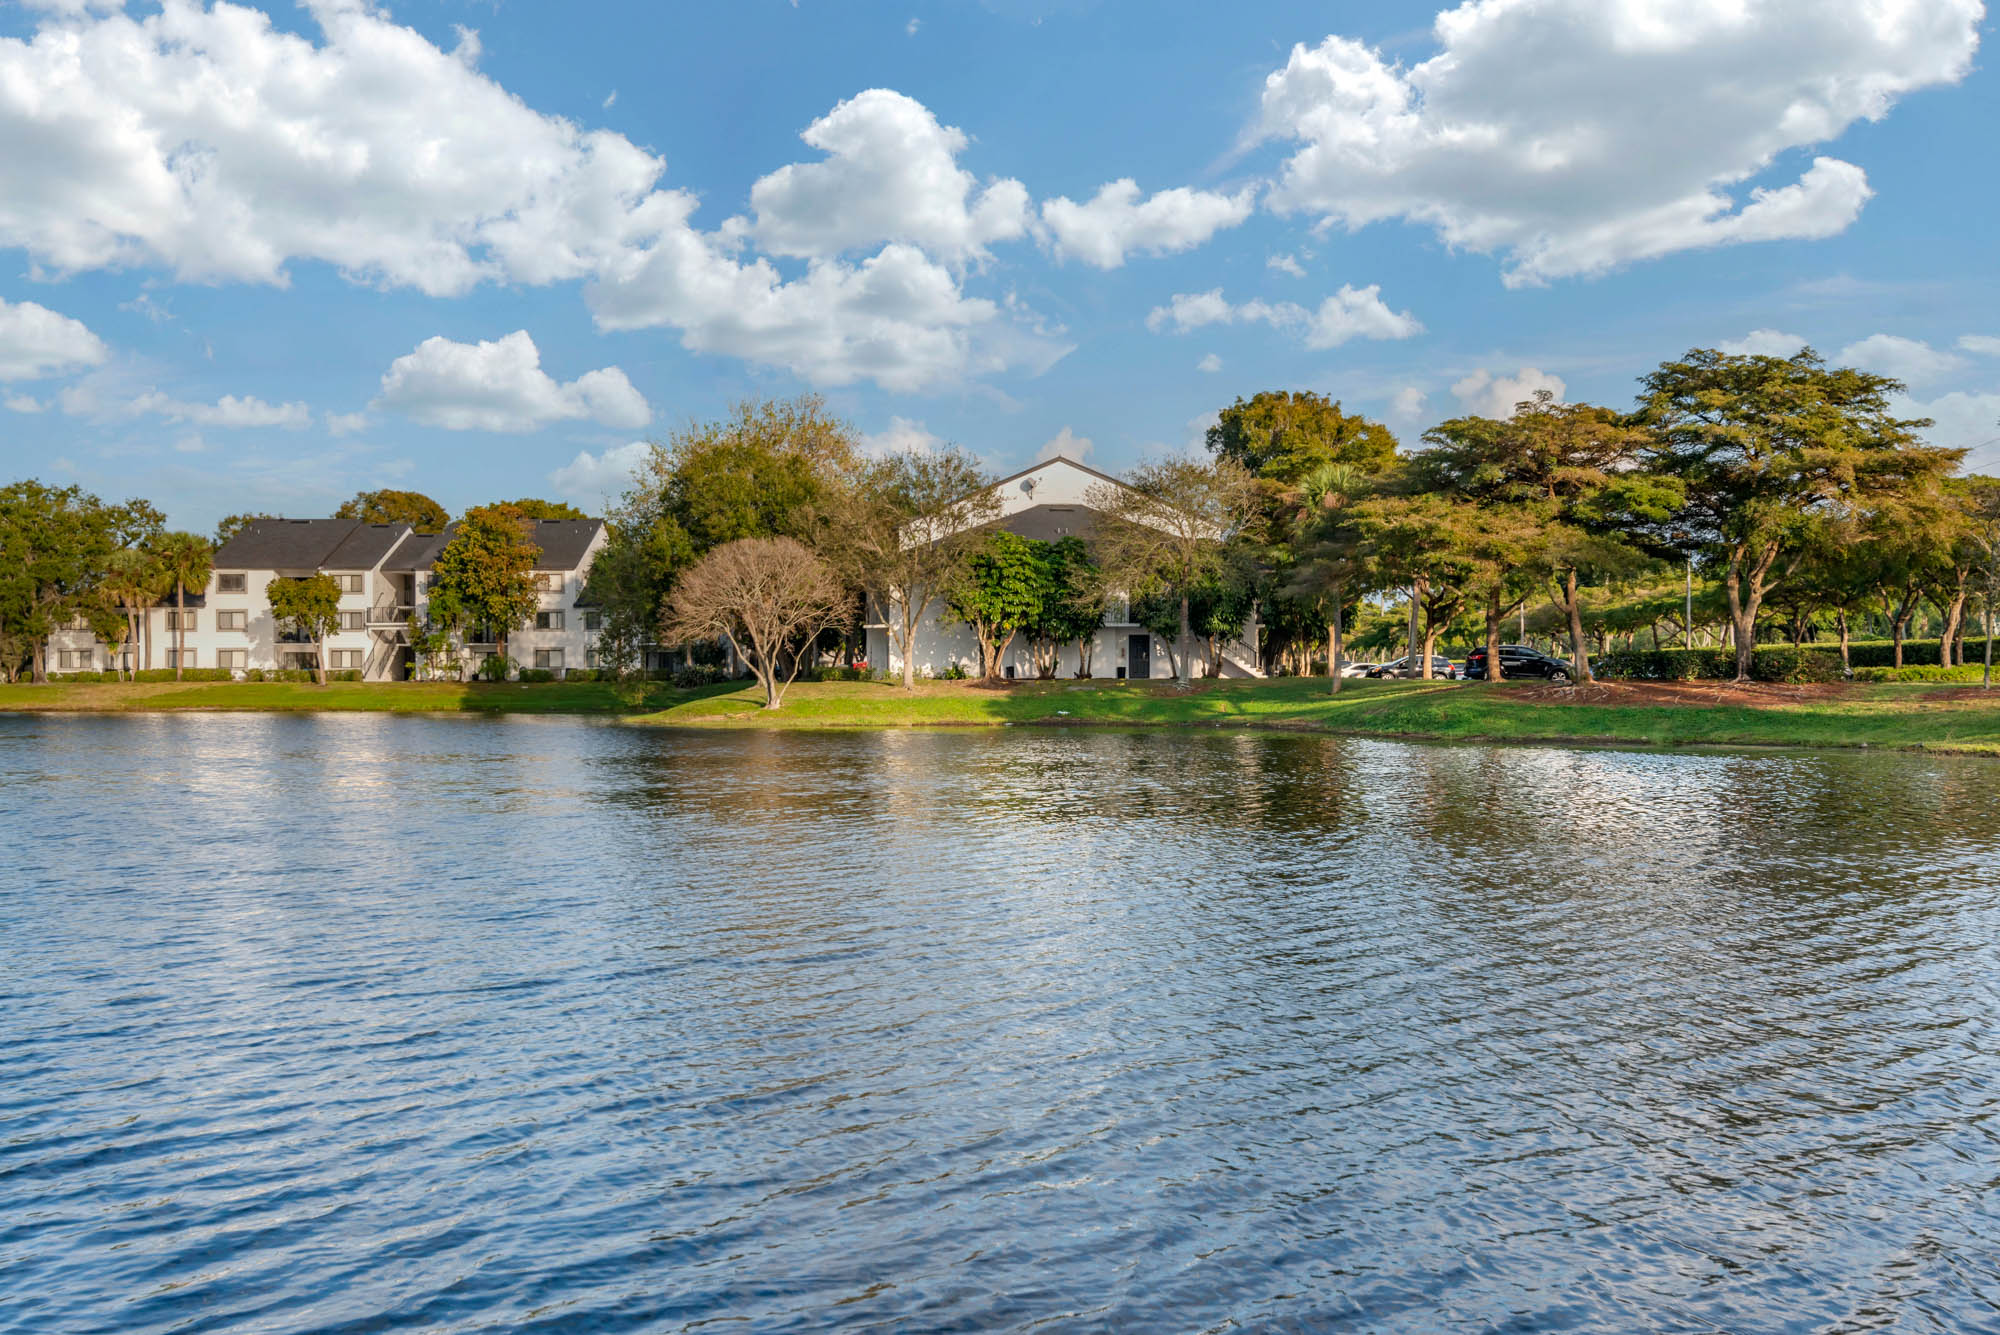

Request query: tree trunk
[
  {"left": 1986, "top": 587, "right": 1994, "bottom": 690},
  {"left": 1484, "top": 588, "right": 1506, "bottom": 686},
  {"left": 31, "top": 637, "right": 47, "bottom": 685},
  {"left": 1328, "top": 590, "right": 1344, "bottom": 697},
  {"left": 315, "top": 632, "right": 328, "bottom": 687},
  {"left": 1944, "top": 590, "right": 1967, "bottom": 666},
  {"left": 174, "top": 579, "right": 186, "bottom": 681},
  {"left": 1562, "top": 567, "right": 1592, "bottom": 683},
  {"left": 1891, "top": 614, "right": 1906, "bottom": 669},
  {"left": 1404, "top": 581, "right": 1423, "bottom": 678},
  {"left": 1838, "top": 612, "right": 1851, "bottom": 674},
  {"left": 1176, "top": 591, "right": 1192, "bottom": 687},
  {"left": 899, "top": 598, "right": 918, "bottom": 691}
]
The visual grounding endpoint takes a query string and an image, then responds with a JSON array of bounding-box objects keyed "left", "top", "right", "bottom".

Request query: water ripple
[{"left": 4, "top": 717, "right": 1999, "bottom": 1332}]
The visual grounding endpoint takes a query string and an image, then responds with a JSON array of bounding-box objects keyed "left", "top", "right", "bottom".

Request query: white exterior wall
[
  {"left": 862, "top": 457, "right": 1263, "bottom": 682},
  {"left": 48, "top": 525, "right": 608, "bottom": 680}
]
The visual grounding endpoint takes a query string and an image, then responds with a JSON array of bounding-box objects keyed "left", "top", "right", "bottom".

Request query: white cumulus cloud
[
  {"left": 0, "top": 7, "right": 1066, "bottom": 393},
  {"left": 1145, "top": 285, "right": 1421, "bottom": 348},
  {"left": 58, "top": 377, "right": 309, "bottom": 428},
  {"left": 859, "top": 416, "right": 943, "bottom": 458},
  {"left": 374, "top": 330, "right": 651, "bottom": 433},
  {"left": 1255, "top": 0, "right": 1979, "bottom": 286},
  {"left": 1391, "top": 386, "right": 1428, "bottom": 420},
  {"left": 550, "top": 440, "right": 652, "bottom": 504},
  {"left": 1899, "top": 390, "right": 2000, "bottom": 472},
  {"left": 1197, "top": 353, "right": 1222, "bottom": 373},
  {"left": 1719, "top": 329, "right": 1811, "bottom": 357},
  {"left": 1267, "top": 253, "right": 1305, "bottom": 278},
  {"left": 1040, "top": 179, "right": 1255, "bottom": 269},
  {"left": 1958, "top": 335, "right": 2000, "bottom": 357},
  {"left": 1451, "top": 368, "right": 1566, "bottom": 419},
  {"left": 740, "top": 89, "right": 1030, "bottom": 264},
  {"left": 0, "top": 297, "right": 108, "bottom": 381},
  {"left": 1036, "top": 426, "right": 1093, "bottom": 463},
  {"left": 1837, "top": 334, "right": 1963, "bottom": 386}
]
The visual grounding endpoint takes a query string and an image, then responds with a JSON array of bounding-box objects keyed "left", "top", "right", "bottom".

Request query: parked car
[
  {"left": 1465, "top": 644, "right": 1574, "bottom": 684},
  {"left": 1338, "top": 660, "right": 1379, "bottom": 678},
  {"left": 1365, "top": 655, "right": 1463, "bottom": 680}
]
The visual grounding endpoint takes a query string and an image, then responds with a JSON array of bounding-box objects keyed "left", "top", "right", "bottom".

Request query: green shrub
[
  {"left": 1852, "top": 664, "right": 1989, "bottom": 683},
  {"left": 810, "top": 665, "right": 870, "bottom": 682},
  {"left": 132, "top": 668, "right": 233, "bottom": 682},
  {"left": 332, "top": 670, "right": 362, "bottom": 682},
  {"left": 671, "top": 664, "right": 730, "bottom": 689},
  {"left": 477, "top": 654, "right": 510, "bottom": 682},
  {"left": 562, "top": 668, "right": 599, "bottom": 682},
  {"left": 52, "top": 671, "right": 107, "bottom": 683},
  {"left": 517, "top": 668, "right": 556, "bottom": 683},
  {"left": 1596, "top": 645, "right": 1845, "bottom": 683}
]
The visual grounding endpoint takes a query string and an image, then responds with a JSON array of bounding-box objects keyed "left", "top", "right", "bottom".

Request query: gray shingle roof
[
  {"left": 214, "top": 519, "right": 402, "bottom": 571},
  {"left": 322, "top": 523, "right": 417, "bottom": 571},
  {"left": 990, "top": 504, "right": 1101, "bottom": 543},
  {"left": 382, "top": 518, "right": 603, "bottom": 572}
]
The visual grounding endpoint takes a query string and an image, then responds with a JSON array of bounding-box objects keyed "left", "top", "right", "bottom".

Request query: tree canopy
[{"left": 336, "top": 489, "right": 449, "bottom": 531}]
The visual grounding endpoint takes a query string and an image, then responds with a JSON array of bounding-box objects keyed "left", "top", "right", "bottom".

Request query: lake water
[{"left": 4, "top": 715, "right": 1999, "bottom": 1333}]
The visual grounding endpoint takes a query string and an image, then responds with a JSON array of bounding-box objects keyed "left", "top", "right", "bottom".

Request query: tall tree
[
  {"left": 1088, "top": 457, "right": 1258, "bottom": 687},
  {"left": 98, "top": 548, "right": 164, "bottom": 679},
  {"left": 664, "top": 538, "right": 847, "bottom": 709},
  {"left": 1637, "top": 348, "right": 1961, "bottom": 682},
  {"left": 832, "top": 447, "right": 998, "bottom": 690},
  {"left": 427, "top": 504, "right": 543, "bottom": 672},
  {"left": 336, "top": 489, "right": 450, "bottom": 531},
  {"left": 493, "top": 498, "right": 588, "bottom": 521},
  {"left": 945, "top": 530, "right": 1045, "bottom": 680},
  {"left": 148, "top": 532, "right": 213, "bottom": 682},
  {"left": 593, "top": 395, "right": 857, "bottom": 667},
  {"left": 1207, "top": 391, "right": 1399, "bottom": 485},
  {"left": 1963, "top": 477, "right": 2000, "bottom": 689},
  {"left": 1022, "top": 537, "right": 1106, "bottom": 679},
  {"left": 213, "top": 513, "right": 271, "bottom": 546},
  {"left": 0, "top": 482, "right": 129, "bottom": 683},
  {"left": 1284, "top": 462, "right": 1375, "bottom": 693},
  {"left": 266, "top": 574, "right": 343, "bottom": 686}
]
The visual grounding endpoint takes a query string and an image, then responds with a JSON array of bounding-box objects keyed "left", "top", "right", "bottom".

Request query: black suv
[{"left": 1465, "top": 644, "right": 1574, "bottom": 684}]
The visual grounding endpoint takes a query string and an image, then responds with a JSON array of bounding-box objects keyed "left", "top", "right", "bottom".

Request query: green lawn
[
  {"left": 634, "top": 676, "right": 2000, "bottom": 754},
  {"left": 5, "top": 675, "right": 1999, "bottom": 755},
  {"left": 0, "top": 678, "right": 717, "bottom": 715}
]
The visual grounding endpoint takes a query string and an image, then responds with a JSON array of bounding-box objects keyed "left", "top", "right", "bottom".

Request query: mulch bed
[{"left": 1502, "top": 680, "right": 1852, "bottom": 708}]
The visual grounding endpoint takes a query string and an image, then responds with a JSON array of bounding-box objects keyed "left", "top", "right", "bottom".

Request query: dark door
[{"left": 1128, "top": 634, "right": 1151, "bottom": 680}]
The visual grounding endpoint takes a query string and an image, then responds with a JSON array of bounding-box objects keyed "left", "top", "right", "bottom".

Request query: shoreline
[{"left": 5, "top": 677, "right": 1998, "bottom": 756}]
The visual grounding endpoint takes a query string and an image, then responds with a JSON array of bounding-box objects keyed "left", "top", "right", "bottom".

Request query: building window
[
  {"left": 165, "top": 649, "right": 196, "bottom": 668},
  {"left": 58, "top": 650, "right": 89, "bottom": 671},
  {"left": 582, "top": 610, "right": 602, "bottom": 631},
  {"left": 533, "top": 573, "right": 560, "bottom": 593},
  {"left": 535, "top": 610, "right": 565, "bottom": 631},
  {"left": 164, "top": 609, "right": 199, "bottom": 631},
  {"left": 339, "top": 610, "right": 367, "bottom": 631},
  {"left": 534, "top": 649, "right": 564, "bottom": 670},
  {"left": 331, "top": 573, "right": 363, "bottom": 594},
  {"left": 216, "top": 573, "right": 247, "bottom": 594},
  {"left": 585, "top": 648, "right": 599, "bottom": 669},
  {"left": 328, "top": 649, "right": 362, "bottom": 670},
  {"left": 218, "top": 649, "right": 247, "bottom": 670},
  {"left": 217, "top": 610, "right": 247, "bottom": 631}
]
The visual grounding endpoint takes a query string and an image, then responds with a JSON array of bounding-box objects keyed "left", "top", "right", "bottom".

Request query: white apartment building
[
  {"left": 862, "top": 455, "right": 1262, "bottom": 681},
  {"left": 48, "top": 516, "right": 610, "bottom": 680}
]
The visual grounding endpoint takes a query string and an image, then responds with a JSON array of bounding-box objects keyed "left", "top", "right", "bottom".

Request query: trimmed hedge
[
  {"left": 517, "top": 668, "right": 556, "bottom": 683},
  {"left": 810, "top": 665, "right": 870, "bottom": 682},
  {"left": 1595, "top": 646, "right": 1845, "bottom": 683},
  {"left": 133, "top": 668, "right": 234, "bottom": 682},
  {"left": 1852, "top": 664, "right": 1991, "bottom": 683}
]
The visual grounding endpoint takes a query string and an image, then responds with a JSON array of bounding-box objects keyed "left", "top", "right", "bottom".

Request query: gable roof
[
  {"left": 384, "top": 518, "right": 604, "bottom": 572},
  {"left": 988, "top": 503, "right": 1102, "bottom": 543},
  {"left": 214, "top": 519, "right": 408, "bottom": 571}
]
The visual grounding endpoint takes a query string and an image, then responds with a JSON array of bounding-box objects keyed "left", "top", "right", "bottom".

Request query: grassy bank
[
  {"left": 634, "top": 676, "right": 2000, "bottom": 755},
  {"left": 5, "top": 675, "right": 1999, "bottom": 754},
  {"left": 0, "top": 679, "right": 713, "bottom": 715}
]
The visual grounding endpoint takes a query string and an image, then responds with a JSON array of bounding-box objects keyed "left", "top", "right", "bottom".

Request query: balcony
[{"left": 367, "top": 602, "right": 415, "bottom": 627}]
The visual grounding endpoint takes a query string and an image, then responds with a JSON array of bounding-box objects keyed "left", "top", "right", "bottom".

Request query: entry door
[{"left": 1128, "top": 634, "right": 1151, "bottom": 679}]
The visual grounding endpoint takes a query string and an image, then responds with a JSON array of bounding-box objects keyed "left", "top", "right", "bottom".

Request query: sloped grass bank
[
  {"left": 634, "top": 676, "right": 2000, "bottom": 755},
  {"left": 0, "top": 679, "right": 720, "bottom": 715}
]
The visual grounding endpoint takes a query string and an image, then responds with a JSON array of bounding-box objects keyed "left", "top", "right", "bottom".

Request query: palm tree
[
  {"left": 100, "top": 548, "right": 166, "bottom": 680},
  {"left": 147, "top": 532, "right": 214, "bottom": 682}
]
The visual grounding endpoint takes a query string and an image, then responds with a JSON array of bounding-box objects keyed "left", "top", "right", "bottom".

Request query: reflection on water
[{"left": 4, "top": 716, "right": 1999, "bottom": 1332}]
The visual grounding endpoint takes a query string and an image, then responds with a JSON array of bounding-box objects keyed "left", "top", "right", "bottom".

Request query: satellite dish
[{"left": 1021, "top": 477, "right": 1038, "bottom": 494}]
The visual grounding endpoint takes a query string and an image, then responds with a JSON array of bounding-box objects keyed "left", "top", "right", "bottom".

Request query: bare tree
[
  {"left": 829, "top": 447, "right": 998, "bottom": 690},
  {"left": 1087, "top": 457, "right": 1257, "bottom": 686},
  {"left": 663, "top": 538, "right": 847, "bottom": 709}
]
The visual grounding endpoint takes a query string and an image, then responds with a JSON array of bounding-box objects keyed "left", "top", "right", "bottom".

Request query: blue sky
[{"left": 1, "top": 0, "right": 1996, "bottom": 532}]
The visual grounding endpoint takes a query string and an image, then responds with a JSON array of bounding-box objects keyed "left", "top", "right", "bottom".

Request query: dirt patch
[{"left": 1501, "top": 680, "right": 1852, "bottom": 709}]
